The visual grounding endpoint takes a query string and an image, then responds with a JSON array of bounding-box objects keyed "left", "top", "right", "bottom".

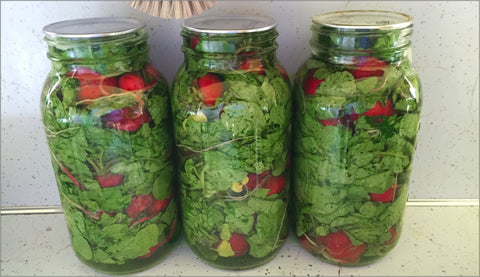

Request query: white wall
[{"left": 1, "top": 1, "right": 478, "bottom": 207}]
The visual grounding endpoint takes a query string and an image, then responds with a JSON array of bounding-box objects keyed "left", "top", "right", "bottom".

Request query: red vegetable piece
[
  {"left": 67, "top": 67, "right": 100, "bottom": 81},
  {"left": 384, "top": 225, "right": 399, "bottom": 245},
  {"left": 126, "top": 193, "right": 171, "bottom": 225},
  {"left": 190, "top": 36, "right": 200, "bottom": 50},
  {"left": 316, "top": 230, "right": 366, "bottom": 264},
  {"left": 351, "top": 56, "right": 387, "bottom": 79},
  {"left": 262, "top": 175, "right": 286, "bottom": 196},
  {"left": 67, "top": 68, "right": 121, "bottom": 100},
  {"left": 100, "top": 76, "right": 119, "bottom": 95},
  {"left": 118, "top": 73, "right": 146, "bottom": 91},
  {"left": 299, "top": 235, "right": 314, "bottom": 251},
  {"left": 198, "top": 73, "right": 223, "bottom": 106},
  {"left": 239, "top": 53, "right": 265, "bottom": 75},
  {"left": 77, "top": 84, "right": 103, "bottom": 101},
  {"left": 320, "top": 118, "right": 341, "bottom": 126},
  {"left": 104, "top": 107, "right": 151, "bottom": 132},
  {"left": 97, "top": 211, "right": 116, "bottom": 218},
  {"left": 369, "top": 184, "right": 397, "bottom": 203},
  {"left": 276, "top": 65, "right": 289, "bottom": 81},
  {"left": 363, "top": 99, "right": 394, "bottom": 117},
  {"left": 229, "top": 233, "right": 250, "bottom": 257},
  {"left": 245, "top": 171, "right": 270, "bottom": 190},
  {"left": 303, "top": 69, "right": 325, "bottom": 95},
  {"left": 60, "top": 165, "right": 85, "bottom": 190},
  {"left": 94, "top": 173, "right": 124, "bottom": 189}
]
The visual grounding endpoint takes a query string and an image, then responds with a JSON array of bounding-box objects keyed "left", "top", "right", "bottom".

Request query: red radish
[
  {"left": 369, "top": 185, "right": 397, "bottom": 203},
  {"left": 67, "top": 67, "right": 112, "bottom": 101},
  {"left": 94, "top": 173, "right": 124, "bottom": 189},
  {"left": 97, "top": 211, "right": 116, "bottom": 218},
  {"left": 384, "top": 225, "right": 399, "bottom": 245},
  {"left": 126, "top": 193, "right": 171, "bottom": 226},
  {"left": 67, "top": 67, "right": 100, "bottom": 81},
  {"left": 351, "top": 56, "right": 387, "bottom": 79},
  {"left": 316, "top": 230, "right": 366, "bottom": 264},
  {"left": 118, "top": 73, "right": 145, "bottom": 91},
  {"left": 245, "top": 171, "right": 270, "bottom": 190},
  {"left": 262, "top": 175, "right": 286, "bottom": 196},
  {"left": 60, "top": 165, "right": 85, "bottom": 190},
  {"left": 145, "top": 63, "right": 161, "bottom": 84},
  {"left": 276, "top": 65, "right": 289, "bottom": 81},
  {"left": 239, "top": 53, "right": 265, "bottom": 75},
  {"left": 320, "top": 118, "right": 341, "bottom": 126},
  {"left": 363, "top": 99, "right": 394, "bottom": 117},
  {"left": 303, "top": 69, "right": 325, "bottom": 95},
  {"left": 103, "top": 107, "right": 151, "bottom": 132},
  {"left": 102, "top": 76, "right": 118, "bottom": 88},
  {"left": 76, "top": 84, "right": 103, "bottom": 101},
  {"left": 299, "top": 235, "right": 314, "bottom": 251},
  {"left": 229, "top": 233, "right": 249, "bottom": 257},
  {"left": 198, "top": 73, "right": 223, "bottom": 106},
  {"left": 190, "top": 36, "right": 200, "bottom": 50}
]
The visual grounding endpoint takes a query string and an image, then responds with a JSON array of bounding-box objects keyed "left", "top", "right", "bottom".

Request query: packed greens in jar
[
  {"left": 293, "top": 11, "right": 421, "bottom": 266},
  {"left": 171, "top": 16, "right": 292, "bottom": 270},
  {"left": 41, "top": 18, "right": 179, "bottom": 275}
]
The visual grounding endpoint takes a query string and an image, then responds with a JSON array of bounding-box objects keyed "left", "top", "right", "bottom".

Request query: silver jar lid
[
  {"left": 313, "top": 10, "right": 412, "bottom": 30},
  {"left": 43, "top": 17, "right": 145, "bottom": 39},
  {"left": 182, "top": 15, "right": 277, "bottom": 34}
]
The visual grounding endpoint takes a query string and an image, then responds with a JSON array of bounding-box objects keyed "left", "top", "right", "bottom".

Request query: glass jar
[
  {"left": 41, "top": 17, "right": 180, "bottom": 274},
  {"left": 171, "top": 15, "right": 292, "bottom": 270},
  {"left": 292, "top": 11, "right": 422, "bottom": 266}
]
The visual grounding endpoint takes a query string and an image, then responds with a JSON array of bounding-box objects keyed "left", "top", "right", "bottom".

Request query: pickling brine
[
  {"left": 171, "top": 15, "right": 292, "bottom": 270},
  {"left": 41, "top": 17, "right": 180, "bottom": 275},
  {"left": 292, "top": 10, "right": 422, "bottom": 266}
]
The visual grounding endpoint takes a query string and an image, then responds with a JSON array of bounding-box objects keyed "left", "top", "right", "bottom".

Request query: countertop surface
[{"left": 1, "top": 201, "right": 479, "bottom": 276}]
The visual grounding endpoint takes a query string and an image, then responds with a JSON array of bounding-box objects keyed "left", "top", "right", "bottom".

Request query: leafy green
[
  {"left": 293, "top": 54, "right": 421, "bottom": 265},
  {"left": 41, "top": 33, "right": 178, "bottom": 267},
  {"left": 172, "top": 31, "right": 291, "bottom": 265}
]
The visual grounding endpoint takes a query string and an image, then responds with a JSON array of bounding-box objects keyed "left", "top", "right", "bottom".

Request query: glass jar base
[
  {"left": 301, "top": 239, "right": 400, "bottom": 267},
  {"left": 191, "top": 246, "right": 283, "bottom": 270},
  {"left": 73, "top": 225, "right": 181, "bottom": 275}
]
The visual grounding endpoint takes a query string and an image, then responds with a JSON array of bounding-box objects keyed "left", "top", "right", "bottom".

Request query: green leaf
[
  {"left": 356, "top": 76, "right": 379, "bottom": 93},
  {"left": 398, "top": 113, "right": 420, "bottom": 139},
  {"left": 72, "top": 235, "right": 93, "bottom": 260},
  {"left": 102, "top": 224, "right": 128, "bottom": 240},
  {"left": 132, "top": 224, "right": 160, "bottom": 257},
  {"left": 317, "top": 71, "right": 356, "bottom": 97}
]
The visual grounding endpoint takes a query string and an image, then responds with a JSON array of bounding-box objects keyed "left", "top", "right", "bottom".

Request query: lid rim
[
  {"left": 43, "top": 17, "right": 145, "bottom": 39},
  {"left": 182, "top": 15, "right": 277, "bottom": 34},
  {"left": 312, "top": 10, "right": 413, "bottom": 30}
]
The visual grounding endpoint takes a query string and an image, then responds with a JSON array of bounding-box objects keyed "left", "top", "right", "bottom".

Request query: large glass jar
[
  {"left": 171, "top": 15, "right": 292, "bottom": 270},
  {"left": 41, "top": 17, "right": 180, "bottom": 274},
  {"left": 293, "top": 11, "right": 422, "bottom": 266}
]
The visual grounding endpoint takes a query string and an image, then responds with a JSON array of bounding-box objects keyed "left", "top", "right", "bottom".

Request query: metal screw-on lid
[
  {"left": 182, "top": 15, "right": 276, "bottom": 34},
  {"left": 313, "top": 10, "right": 412, "bottom": 30},
  {"left": 43, "top": 17, "right": 145, "bottom": 39}
]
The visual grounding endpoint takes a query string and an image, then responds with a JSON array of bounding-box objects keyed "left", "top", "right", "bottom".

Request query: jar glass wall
[
  {"left": 171, "top": 15, "right": 292, "bottom": 270},
  {"left": 41, "top": 17, "right": 180, "bottom": 275},
  {"left": 292, "top": 11, "right": 422, "bottom": 266}
]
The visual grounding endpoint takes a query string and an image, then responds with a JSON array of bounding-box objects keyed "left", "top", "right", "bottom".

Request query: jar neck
[
  {"left": 181, "top": 28, "right": 279, "bottom": 61},
  {"left": 310, "top": 24, "right": 412, "bottom": 64},
  {"left": 45, "top": 28, "right": 150, "bottom": 74}
]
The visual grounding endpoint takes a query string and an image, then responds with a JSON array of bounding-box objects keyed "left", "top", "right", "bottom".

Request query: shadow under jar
[
  {"left": 171, "top": 15, "right": 292, "bottom": 270},
  {"left": 40, "top": 17, "right": 180, "bottom": 275},
  {"left": 292, "top": 10, "right": 422, "bottom": 266}
]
